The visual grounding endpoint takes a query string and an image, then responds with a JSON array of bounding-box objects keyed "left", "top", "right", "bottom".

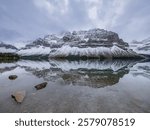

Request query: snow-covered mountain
[
  {"left": 17, "top": 45, "right": 51, "bottom": 56},
  {"left": 48, "top": 28, "right": 139, "bottom": 58},
  {"left": 130, "top": 37, "right": 150, "bottom": 55},
  {"left": 0, "top": 28, "right": 147, "bottom": 58},
  {"left": 12, "top": 28, "right": 140, "bottom": 58},
  {"left": 0, "top": 41, "right": 18, "bottom": 53},
  {"left": 49, "top": 45, "right": 138, "bottom": 58},
  {"left": 16, "top": 38, "right": 50, "bottom": 56},
  {"left": 16, "top": 35, "right": 64, "bottom": 57},
  {"left": 0, "top": 41, "right": 19, "bottom": 60}
]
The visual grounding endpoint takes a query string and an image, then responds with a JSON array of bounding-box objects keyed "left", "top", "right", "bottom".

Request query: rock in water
[
  {"left": 11, "top": 90, "right": 26, "bottom": 103},
  {"left": 34, "top": 82, "right": 47, "bottom": 90},
  {"left": 9, "top": 75, "right": 17, "bottom": 80}
]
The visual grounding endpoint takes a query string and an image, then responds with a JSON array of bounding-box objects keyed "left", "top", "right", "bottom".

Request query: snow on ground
[
  {"left": 13, "top": 41, "right": 30, "bottom": 49},
  {"left": 49, "top": 45, "right": 136, "bottom": 58},
  {"left": 17, "top": 46, "right": 51, "bottom": 56},
  {"left": 49, "top": 45, "right": 111, "bottom": 57},
  {"left": 0, "top": 47, "right": 17, "bottom": 53}
]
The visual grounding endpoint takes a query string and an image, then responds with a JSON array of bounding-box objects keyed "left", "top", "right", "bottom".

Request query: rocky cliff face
[
  {"left": 48, "top": 28, "right": 138, "bottom": 58},
  {"left": 60, "top": 28, "right": 128, "bottom": 48}
]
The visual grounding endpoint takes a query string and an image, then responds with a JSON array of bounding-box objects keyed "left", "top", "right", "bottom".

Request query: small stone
[
  {"left": 9, "top": 75, "right": 17, "bottom": 80},
  {"left": 11, "top": 90, "right": 26, "bottom": 103},
  {"left": 34, "top": 82, "right": 47, "bottom": 90}
]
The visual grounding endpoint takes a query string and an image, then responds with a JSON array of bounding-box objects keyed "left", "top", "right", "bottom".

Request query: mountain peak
[{"left": 0, "top": 28, "right": 145, "bottom": 58}]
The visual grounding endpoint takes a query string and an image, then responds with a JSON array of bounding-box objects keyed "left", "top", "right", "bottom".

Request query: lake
[{"left": 0, "top": 59, "right": 150, "bottom": 112}]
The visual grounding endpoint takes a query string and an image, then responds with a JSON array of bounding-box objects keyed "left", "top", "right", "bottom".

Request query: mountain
[
  {"left": 15, "top": 28, "right": 141, "bottom": 58},
  {"left": 0, "top": 41, "right": 19, "bottom": 61},
  {"left": 130, "top": 37, "right": 150, "bottom": 55},
  {"left": 48, "top": 28, "right": 139, "bottom": 59},
  {"left": 0, "top": 28, "right": 145, "bottom": 59},
  {"left": 16, "top": 39, "right": 50, "bottom": 57},
  {"left": 16, "top": 35, "right": 64, "bottom": 57},
  {"left": 0, "top": 41, "right": 18, "bottom": 53}
]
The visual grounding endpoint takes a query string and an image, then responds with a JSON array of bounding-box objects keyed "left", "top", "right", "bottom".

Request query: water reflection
[
  {"left": 0, "top": 59, "right": 144, "bottom": 88},
  {"left": 0, "top": 63, "right": 17, "bottom": 73},
  {"left": 46, "top": 59, "right": 134, "bottom": 88},
  {"left": 130, "top": 61, "right": 150, "bottom": 79},
  {"left": 0, "top": 59, "right": 150, "bottom": 112}
]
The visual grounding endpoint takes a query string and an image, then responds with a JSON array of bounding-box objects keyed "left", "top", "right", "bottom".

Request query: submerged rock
[
  {"left": 11, "top": 90, "right": 26, "bottom": 103},
  {"left": 9, "top": 75, "right": 18, "bottom": 80},
  {"left": 34, "top": 82, "right": 48, "bottom": 90}
]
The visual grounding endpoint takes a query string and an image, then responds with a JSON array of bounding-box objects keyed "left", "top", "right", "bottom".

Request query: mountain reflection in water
[
  {"left": 0, "top": 59, "right": 139, "bottom": 88},
  {"left": 0, "top": 59, "right": 150, "bottom": 112}
]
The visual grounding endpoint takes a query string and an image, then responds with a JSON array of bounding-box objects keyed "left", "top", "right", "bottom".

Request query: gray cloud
[{"left": 0, "top": 0, "right": 150, "bottom": 42}]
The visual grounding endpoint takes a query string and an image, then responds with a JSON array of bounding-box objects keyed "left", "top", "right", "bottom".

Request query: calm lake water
[{"left": 0, "top": 59, "right": 150, "bottom": 112}]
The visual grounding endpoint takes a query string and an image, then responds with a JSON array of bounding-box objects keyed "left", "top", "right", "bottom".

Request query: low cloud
[{"left": 0, "top": 0, "right": 149, "bottom": 42}]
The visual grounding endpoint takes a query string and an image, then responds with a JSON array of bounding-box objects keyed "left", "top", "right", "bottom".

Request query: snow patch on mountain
[
  {"left": 17, "top": 46, "right": 51, "bottom": 56},
  {"left": 49, "top": 44, "right": 138, "bottom": 58},
  {"left": 0, "top": 42, "right": 18, "bottom": 53},
  {"left": 0, "top": 47, "right": 17, "bottom": 53},
  {"left": 130, "top": 37, "right": 150, "bottom": 55},
  {"left": 13, "top": 41, "right": 31, "bottom": 49}
]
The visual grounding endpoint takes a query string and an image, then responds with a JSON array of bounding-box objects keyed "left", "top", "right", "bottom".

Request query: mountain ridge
[{"left": 0, "top": 28, "right": 149, "bottom": 59}]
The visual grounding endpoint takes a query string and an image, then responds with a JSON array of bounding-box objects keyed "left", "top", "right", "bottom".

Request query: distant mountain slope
[
  {"left": 17, "top": 38, "right": 52, "bottom": 57},
  {"left": 0, "top": 41, "right": 19, "bottom": 61},
  {"left": 130, "top": 37, "right": 150, "bottom": 55},
  {"left": 0, "top": 41, "right": 18, "bottom": 53}
]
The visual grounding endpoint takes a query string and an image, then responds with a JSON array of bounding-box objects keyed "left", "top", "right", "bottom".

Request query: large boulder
[{"left": 11, "top": 90, "right": 26, "bottom": 103}]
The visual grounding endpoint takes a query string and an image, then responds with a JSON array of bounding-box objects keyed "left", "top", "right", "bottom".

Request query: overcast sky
[{"left": 0, "top": 0, "right": 150, "bottom": 42}]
